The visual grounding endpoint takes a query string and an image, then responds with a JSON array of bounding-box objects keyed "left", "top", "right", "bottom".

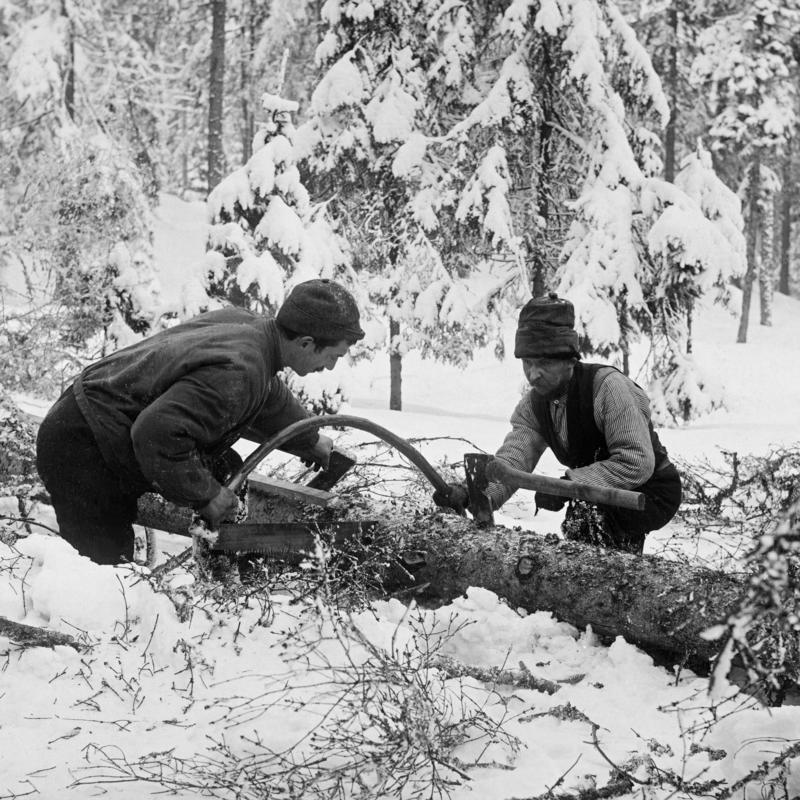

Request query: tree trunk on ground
[
  {"left": 779, "top": 141, "right": 792, "bottom": 296},
  {"left": 389, "top": 318, "right": 401, "bottom": 411},
  {"left": 207, "top": 0, "right": 226, "bottom": 194},
  {"left": 390, "top": 516, "right": 744, "bottom": 669},
  {"left": 737, "top": 154, "right": 762, "bottom": 343},
  {"left": 138, "top": 491, "right": 745, "bottom": 669},
  {"left": 759, "top": 178, "right": 775, "bottom": 326}
]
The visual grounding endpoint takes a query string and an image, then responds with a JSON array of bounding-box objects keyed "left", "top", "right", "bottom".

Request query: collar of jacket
[{"left": 264, "top": 317, "right": 286, "bottom": 373}]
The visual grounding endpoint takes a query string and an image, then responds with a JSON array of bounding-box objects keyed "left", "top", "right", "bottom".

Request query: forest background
[
  {"left": 3, "top": 2, "right": 800, "bottom": 797},
  {"left": 2, "top": 0, "right": 799, "bottom": 418}
]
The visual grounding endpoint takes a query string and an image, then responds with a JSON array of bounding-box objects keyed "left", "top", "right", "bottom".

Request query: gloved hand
[
  {"left": 210, "top": 448, "right": 244, "bottom": 484},
  {"left": 197, "top": 486, "right": 240, "bottom": 529},
  {"left": 535, "top": 473, "right": 570, "bottom": 512},
  {"left": 534, "top": 491, "right": 567, "bottom": 512},
  {"left": 300, "top": 433, "right": 333, "bottom": 471},
  {"left": 432, "top": 483, "right": 470, "bottom": 513}
]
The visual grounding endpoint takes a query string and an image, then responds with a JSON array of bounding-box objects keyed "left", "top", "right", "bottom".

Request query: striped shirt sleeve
[{"left": 485, "top": 392, "right": 547, "bottom": 509}]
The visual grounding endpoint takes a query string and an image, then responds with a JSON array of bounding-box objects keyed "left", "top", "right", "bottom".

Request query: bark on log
[
  {"left": 137, "top": 490, "right": 745, "bottom": 669},
  {"left": 386, "top": 515, "right": 745, "bottom": 669}
]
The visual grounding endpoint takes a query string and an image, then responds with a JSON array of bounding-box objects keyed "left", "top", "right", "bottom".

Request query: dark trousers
[
  {"left": 565, "top": 462, "right": 682, "bottom": 554},
  {"left": 603, "top": 461, "right": 682, "bottom": 551},
  {"left": 36, "top": 388, "right": 139, "bottom": 565}
]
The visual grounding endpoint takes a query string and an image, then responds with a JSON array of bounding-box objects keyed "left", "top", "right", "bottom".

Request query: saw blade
[{"left": 214, "top": 520, "right": 377, "bottom": 554}]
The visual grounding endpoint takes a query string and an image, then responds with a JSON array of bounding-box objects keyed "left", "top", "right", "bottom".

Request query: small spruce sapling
[{"left": 206, "top": 91, "right": 361, "bottom": 413}]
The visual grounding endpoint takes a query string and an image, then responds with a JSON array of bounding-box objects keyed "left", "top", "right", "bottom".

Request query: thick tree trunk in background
[
  {"left": 207, "top": 0, "right": 226, "bottom": 194},
  {"left": 532, "top": 42, "right": 554, "bottom": 298},
  {"left": 389, "top": 317, "right": 402, "bottom": 411},
  {"left": 61, "top": 0, "right": 75, "bottom": 121},
  {"left": 779, "top": 141, "right": 792, "bottom": 295},
  {"left": 391, "top": 516, "right": 745, "bottom": 668},
  {"left": 759, "top": 180, "right": 775, "bottom": 326},
  {"left": 737, "top": 155, "right": 762, "bottom": 343},
  {"left": 239, "top": 0, "right": 255, "bottom": 164},
  {"left": 180, "top": 110, "right": 189, "bottom": 195},
  {"left": 663, "top": 3, "right": 678, "bottom": 183},
  {"left": 619, "top": 295, "right": 630, "bottom": 376}
]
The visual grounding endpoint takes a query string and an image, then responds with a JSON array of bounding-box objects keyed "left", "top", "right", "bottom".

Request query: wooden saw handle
[{"left": 485, "top": 458, "right": 646, "bottom": 511}]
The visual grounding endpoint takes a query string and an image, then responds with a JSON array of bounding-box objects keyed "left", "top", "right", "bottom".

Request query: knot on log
[{"left": 516, "top": 555, "right": 537, "bottom": 581}]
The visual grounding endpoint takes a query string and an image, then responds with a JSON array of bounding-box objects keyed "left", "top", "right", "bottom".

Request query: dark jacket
[{"left": 73, "top": 308, "right": 315, "bottom": 508}]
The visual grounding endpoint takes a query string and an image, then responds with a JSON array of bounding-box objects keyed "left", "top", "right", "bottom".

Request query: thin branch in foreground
[
  {"left": 0, "top": 515, "right": 60, "bottom": 536},
  {"left": 432, "top": 655, "right": 562, "bottom": 696}
]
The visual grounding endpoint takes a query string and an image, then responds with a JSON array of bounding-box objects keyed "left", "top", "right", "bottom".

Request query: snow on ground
[
  {"left": 2, "top": 194, "right": 800, "bottom": 798},
  {"left": 0, "top": 535, "right": 790, "bottom": 799}
]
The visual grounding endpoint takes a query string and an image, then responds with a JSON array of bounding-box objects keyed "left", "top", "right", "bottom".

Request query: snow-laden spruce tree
[
  {"left": 646, "top": 142, "right": 745, "bottom": 422},
  {"left": 434, "top": 0, "right": 746, "bottom": 421},
  {"left": 296, "top": 0, "right": 515, "bottom": 410},
  {"left": 1, "top": 2, "right": 160, "bottom": 395},
  {"left": 205, "top": 91, "right": 361, "bottom": 412},
  {"left": 298, "top": 0, "right": 747, "bottom": 419},
  {"left": 690, "top": 0, "right": 799, "bottom": 342},
  {"left": 620, "top": 0, "right": 710, "bottom": 182}
]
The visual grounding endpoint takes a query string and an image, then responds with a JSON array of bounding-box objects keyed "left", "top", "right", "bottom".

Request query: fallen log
[
  {"left": 137, "top": 488, "right": 745, "bottom": 669},
  {"left": 384, "top": 515, "right": 746, "bottom": 669}
]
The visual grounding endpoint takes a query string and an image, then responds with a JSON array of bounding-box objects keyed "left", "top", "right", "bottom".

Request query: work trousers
[
  {"left": 564, "top": 461, "right": 682, "bottom": 554},
  {"left": 36, "top": 387, "right": 141, "bottom": 564}
]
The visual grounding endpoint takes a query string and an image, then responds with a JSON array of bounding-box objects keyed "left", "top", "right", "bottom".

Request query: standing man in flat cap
[
  {"left": 435, "top": 294, "right": 681, "bottom": 553},
  {"left": 36, "top": 278, "right": 365, "bottom": 565}
]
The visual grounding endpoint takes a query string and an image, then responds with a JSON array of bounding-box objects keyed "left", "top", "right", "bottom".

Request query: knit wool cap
[
  {"left": 514, "top": 293, "right": 580, "bottom": 359},
  {"left": 276, "top": 278, "right": 365, "bottom": 342}
]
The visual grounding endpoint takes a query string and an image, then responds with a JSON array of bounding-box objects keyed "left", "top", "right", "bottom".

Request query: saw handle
[
  {"left": 228, "top": 414, "right": 452, "bottom": 497},
  {"left": 485, "top": 457, "right": 646, "bottom": 511}
]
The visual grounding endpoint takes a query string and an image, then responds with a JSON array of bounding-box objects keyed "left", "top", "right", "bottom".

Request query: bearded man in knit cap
[
  {"left": 435, "top": 294, "right": 682, "bottom": 553},
  {"left": 36, "top": 279, "right": 365, "bottom": 565}
]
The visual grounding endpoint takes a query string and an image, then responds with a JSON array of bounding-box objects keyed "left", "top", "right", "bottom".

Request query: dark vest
[{"left": 531, "top": 362, "right": 668, "bottom": 473}]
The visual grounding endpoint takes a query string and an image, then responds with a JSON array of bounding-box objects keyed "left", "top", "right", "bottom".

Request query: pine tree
[
  {"left": 206, "top": 91, "right": 358, "bottom": 412},
  {"left": 646, "top": 143, "right": 745, "bottom": 423},
  {"left": 455, "top": 0, "right": 744, "bottom": 382},
  {"left": 297, "top": 0, "right": 510, "bottom": 410},
  {"left": 0, "top": 0, "right": 161, "bottom": 394},
  {"left": 691, "top": 0, "right": 800, "bottom": 342},
  {"left": 297, "top": 0, "right": 750, "bottom": 419},
  {"left": 621, "top": 0, "right": 710, "bottom": 182}
]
